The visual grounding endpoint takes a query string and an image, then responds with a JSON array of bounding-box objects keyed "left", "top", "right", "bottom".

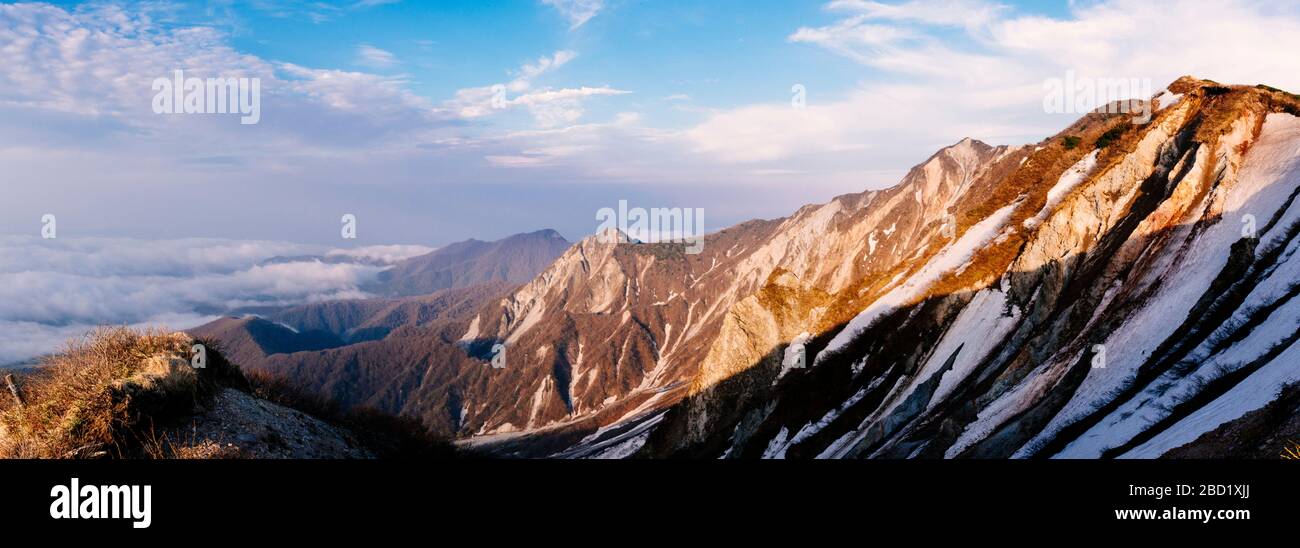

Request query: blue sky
[
  {"left": 151, "top": 0, "right": 1065, "bottom": 136},
  {"left": 5, "top": 0, "right": 1300, "bottom": 247}
]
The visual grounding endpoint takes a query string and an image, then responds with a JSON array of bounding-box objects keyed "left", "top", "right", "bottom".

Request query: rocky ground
[
  {"left": 166, "top": 387, "right": 372, "bottom": 459},
  {"left": 1163, "top": 383, "right": 1300, "bottom": 459}
]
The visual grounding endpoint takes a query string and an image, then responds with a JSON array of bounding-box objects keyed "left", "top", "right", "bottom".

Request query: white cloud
[
  {"left": 0, "top": 3, "right": 455, "bottom": 156},
  {"left": 485, "top": 154, "right": 554, "bottom": 168},
  {"left": 824, "top": 0, "right": 1009, "bottom": 28},
  {"left": 446, "top": 51, "right": 578, "bottom": 118},
  {"left": 0, "top": 236, "right": 402, "bottom": 365},
  {"left": 541, "top": 0, "right": 605, "bottom": 30},
  {"left": 356, "top": 44, "right": 398, "bottom": 68},
  {"left": 246, "top": 0, "right": 398, "bottom": 23},
  {"left": 788, "top": 18, "right": 920, "bottom": 66},
  {"left": 444, "top": 50, "right": 628, "bottom": 127},
  {"left": 277, "top": 63, "right": 434, "bottom": 114},
  {"left": 682, "top": 82, "right": 1043, "bottom": 164},
  {"left": 508, "top": 86, "right": 628, "bottom": 106},
  {"left": 325, "top": 244, "right": 434, "bottom": 263},
  {"left": 686, "top": 0, "right": 1300, "bottom": 167},
  {"left": 510, "top": 86, "right": 632, "bottom": 127},
  {"left": 793, "top": 0, "right": 1300, "bottom": 89},
  {"left": 0, "top": 236, "right": 310, "bottom": 277},
  {"left": 513, "top": 50, "right": 578, "bottom": 91},
  {"left": 0, "top": 320, "right": 126, "bottom": 366}
]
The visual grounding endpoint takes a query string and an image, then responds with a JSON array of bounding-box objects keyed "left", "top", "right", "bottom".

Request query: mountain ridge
[
  {"left": 369, "top": 229, "right": 570, "bottom": 298},
  {"left": 631, "top": 76, "right": 1300, "bottom": 459},
  {"left": 190, "top": 77, "right": 1300, "bottom": 460}
]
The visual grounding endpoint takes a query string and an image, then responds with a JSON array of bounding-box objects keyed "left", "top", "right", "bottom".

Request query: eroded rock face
[
  {"left": 632, "top": 78, "right": 1300, "bottom": 460},
  {"left": 436, "top": 78, "right": 1300, "bottom": 461},
  {"left": 170, "top": 387, "right": 372, "bottom": 459},
  {"left": 460, "top": 136, "right": 1024, "bottom": 444}
]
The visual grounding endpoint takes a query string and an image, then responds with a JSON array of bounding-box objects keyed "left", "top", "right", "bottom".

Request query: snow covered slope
[{"left": 627, "top": 77, "right": 1300, "bottom": 459}]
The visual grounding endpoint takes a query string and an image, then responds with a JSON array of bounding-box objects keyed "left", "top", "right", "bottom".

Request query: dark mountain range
[
  {"left": 369, "top": 229, "right": 571, "bottom": 297},
  {"left": 186, "top": 229, "right": 573, "bottom": 435}
]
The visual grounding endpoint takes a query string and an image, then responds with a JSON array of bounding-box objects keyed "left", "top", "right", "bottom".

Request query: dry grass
[
  {"left": 0, "top": 327, "right": 216, "bottom": 459},
  {"left": 1283, "top": 441, "right": 1300, "bottom": 460},
  {"left": 0, "top": 326, "right": 456, "bottom": 459}
]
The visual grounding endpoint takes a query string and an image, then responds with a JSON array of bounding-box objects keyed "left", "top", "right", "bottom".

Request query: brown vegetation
[{"left": 0, "top": 327, "right": 456, "bottom": 459}]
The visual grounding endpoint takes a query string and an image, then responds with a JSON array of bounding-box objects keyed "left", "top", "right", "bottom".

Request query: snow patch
[
  {"left": 817, "top": 202, "right": 1020, "bottom": 363},
  {"left": 761, "top": 427, "right": 791, "bottom": 459},
  {"left": 1023, "top": 150, "right": 1099, "bottom": 229},
  {"left": 1153, "top": 89, "right": 1183, "bottom": 111},
  {"left": 777, "top": 332, "right": 812, "bottom": 382},
  {"left": 1122, "top": 334, "right": 1300, "bottom": 459}
]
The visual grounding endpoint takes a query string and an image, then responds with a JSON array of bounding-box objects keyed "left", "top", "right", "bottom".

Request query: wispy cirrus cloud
[
  {"left": 356, "top": 44, "right": 398, "bottom": 68},
  {"left": 445, "top": 50, "right": 579, "bottom": 119},
  {"left": 541, "top": 0, "right": 604, "bottom": 29},
  {"left": 445, "top": 50, "right": 629, "bottom": 127},
  {"left": 244, "top": 0, "right": 400, "bottom": 23},
  {"left": 822, "top": 0, "right": 1009, "bottom": 28}
]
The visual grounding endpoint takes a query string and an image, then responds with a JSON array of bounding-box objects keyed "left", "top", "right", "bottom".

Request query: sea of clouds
[{"left": 0, "top": 236, "right": 432, "bottom": 366}]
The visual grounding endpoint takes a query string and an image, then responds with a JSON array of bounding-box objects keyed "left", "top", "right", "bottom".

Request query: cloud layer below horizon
[{"left": 0, "top": 236, "right": 431, "bottom": 365}]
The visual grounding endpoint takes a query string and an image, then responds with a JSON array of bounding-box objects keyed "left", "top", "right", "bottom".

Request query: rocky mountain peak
[{"left": 457, "top": 77, "right": 1300, "bottom": 460}]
